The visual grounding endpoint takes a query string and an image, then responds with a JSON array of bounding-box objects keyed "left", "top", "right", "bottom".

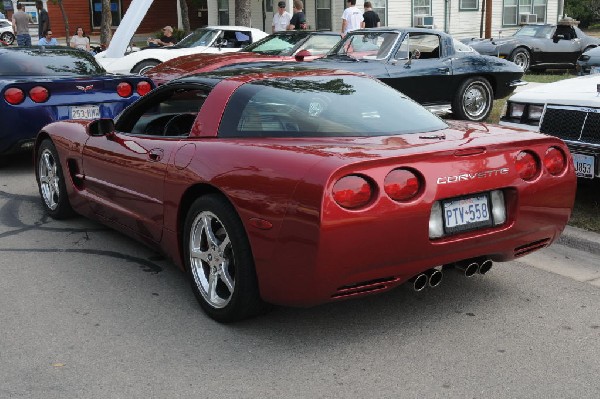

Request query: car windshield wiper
[{"left": 326, "top": 53, "right": 359, "bottom": 61}]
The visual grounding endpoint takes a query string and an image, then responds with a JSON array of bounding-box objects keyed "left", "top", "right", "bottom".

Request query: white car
[
  {"left": 0, "top": 19, "right": 15, "bottom": 45},
  {"left": 501, "top": 74, "right": 600, "bottom": 179},
  {"left": 95, "top": 26, "right": 268, "bottom": 75}
]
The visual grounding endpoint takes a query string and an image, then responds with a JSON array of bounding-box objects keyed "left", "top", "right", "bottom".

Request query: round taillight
[
  {"left": 4, "top": 87, "right": 25, "bottom": 105},
  {"left": 136, "top": 81, "right": 152, "bottom": 96},
  {"left": 117, "top": 82, "right": 133, "bottom": 97},
  {"left": 544, "top": 146, "right": 566, "bottom": 176},
  {"left": 384, "top": 168, "right": 420, "bottom": 201},
  {"left": 515, "top": 151, "right": 539, "bottom": 181},
  {"left": 29, "top": 86, "right": 49, "bottom": 103},
  {"left": 332, "top": 175, "right": 373, "bottom": 209}
]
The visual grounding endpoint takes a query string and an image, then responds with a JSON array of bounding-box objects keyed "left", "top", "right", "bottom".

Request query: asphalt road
[{"left": 1, "top": 155, "right": 599, "bottom": 398}]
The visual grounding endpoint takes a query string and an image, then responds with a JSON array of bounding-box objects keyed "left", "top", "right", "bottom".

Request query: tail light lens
[
  {"left": 515, "top": 151, "right": 539, "bottom": 181},
  {"left": 117, "top": 82, "right": 133, "bottom": 97},
  {"left": 332, "top": 175, "right": 373, "bottom": 209},
  {"left": 136, "top": 81, "right": 152, "bottom": 96},
  {"left": 29, "top": 86, "right": 49, "bottom": 103},
  {"left": 384, "top": 168, "right": 420, "bottom": 201},
  {"left": 4, "top": 87, "right": 25, "bottom": 105},
  {"left": 544, "top": 147, "right": 567, "bottom": 175}
]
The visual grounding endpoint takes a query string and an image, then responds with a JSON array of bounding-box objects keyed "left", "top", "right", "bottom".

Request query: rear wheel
[
  {"left": 509, "top": 48, "right": 531, "bottom": 72},
  {"left": 183, "top": 194, "right": 264, "bottom": 322},
  {"left": 131, "top": 60, "right": 160, "bottom": 75},
  {"left": 36, "top": 139, "right": 74, "bottom": 219},
  {"left": 451, "top": 77, "right": 493, "bottom": 122},
  {"left": 0, "top": 31, "right": 15, "bottom": 45}
]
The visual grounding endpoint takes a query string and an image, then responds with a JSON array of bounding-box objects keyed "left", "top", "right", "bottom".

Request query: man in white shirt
[
  {"left": 341, "top": 0, "right": 363, "bottom": 37},
  {"left": 272, "top": 1, "right": 292, "bottom": 33}
]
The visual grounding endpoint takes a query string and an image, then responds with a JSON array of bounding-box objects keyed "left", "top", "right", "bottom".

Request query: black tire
[
  {"left": 509, "top": 48, "right": 531, "bottom": 72},
  {"left": 0, "top": 31, "right": 15, "bottom": 45},
  {"left": 36, "top": 139, "right": 74, "bottom": 219},
  {"left": 131, "top": 60, "right": 160, "bottom": 75},
  {"left": 183, "top": 194, "right": 264, "bottom": 322},
  {"left": 451, "top": 77, "right": 493, "bottom": 122}
]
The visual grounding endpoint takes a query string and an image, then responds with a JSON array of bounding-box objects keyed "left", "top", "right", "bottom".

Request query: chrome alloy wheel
[
  {"left": 513, "top": 52, "right": 530, "bottom": 71},
  {"left": 462, "top": 82, "right": 490, "bottom": 120},
  {"left": 38, "top": 148, "right": 60, "bottom": 211},
  {"left": 189, "top": 211, "right": 235, "bottom": 309}
]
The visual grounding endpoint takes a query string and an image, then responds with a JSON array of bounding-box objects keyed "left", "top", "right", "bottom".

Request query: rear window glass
[
  {"left": 0, "top": 48, "right": 105, "bottom": 76},
  {"left": 218, "top": 75, "right": 447, "bottom": 138}
]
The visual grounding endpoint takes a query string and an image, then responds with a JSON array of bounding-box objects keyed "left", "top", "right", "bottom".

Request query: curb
[{"left": 557, "top": 225, "right": 600, "bottom": 255}]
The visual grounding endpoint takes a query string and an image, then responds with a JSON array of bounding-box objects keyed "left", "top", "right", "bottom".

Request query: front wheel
[
  {"left": 36, "top": 139, "right": 74, "bottom": 219},
  {"left": 451, "top": 77, "right": 493, "bottom": 122},
  {"left": 183, "top": 195, "right": 264, "bottom": 322},
  {"left": 131, "top": 60, "right": 160, "bottom": 75},
  {"left": 509, "top": 48, "right": 531, "bottom": 72}
]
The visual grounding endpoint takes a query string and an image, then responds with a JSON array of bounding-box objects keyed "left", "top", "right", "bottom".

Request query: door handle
[
  {"left": 148, "top": 148, "right": 164, "bottom": 162},
  {"left": 438, "top": 67, "right": 450, "bottom": 74}
]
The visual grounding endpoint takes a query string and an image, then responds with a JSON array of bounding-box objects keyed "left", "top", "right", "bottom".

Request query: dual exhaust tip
[{"left": 410, "top": 259, "right": 493, "bottom": 292}]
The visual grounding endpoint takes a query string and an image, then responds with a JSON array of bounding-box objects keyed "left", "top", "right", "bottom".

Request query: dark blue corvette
[{"left": 0, "top": 46, "right": 153, "bottom": 155}]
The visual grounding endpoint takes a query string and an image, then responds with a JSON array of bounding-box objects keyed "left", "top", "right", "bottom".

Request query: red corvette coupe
[{"left": 35, "top": 68, "right": 576, "bottom": 322}]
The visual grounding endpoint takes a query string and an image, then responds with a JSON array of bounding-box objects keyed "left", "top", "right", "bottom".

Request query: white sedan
[
  {"left": 501, "top": 74, "right": 600, "bottom": 179},
  {"left": 96, "top": 26, "right": 268, "bottom": 75},
  {"left": 0, "top": 19, "right": 15, "bottom": 45}
]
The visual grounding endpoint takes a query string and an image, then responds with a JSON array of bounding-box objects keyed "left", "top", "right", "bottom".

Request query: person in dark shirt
[
  {"left": 148, "top": 25, "right": 177, "bottom": 47},
  {"left": 361, "top": 2, "right": 381, "bottom": 28},
  {"left": 287, "top": 0, "right": 307, "bottom": 30},
  {"left": 36, "top": 1, "right": 50, "bottom": 39}
]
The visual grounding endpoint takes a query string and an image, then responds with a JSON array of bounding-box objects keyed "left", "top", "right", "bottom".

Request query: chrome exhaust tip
[
  {"left": 454, "top": 260, "right": 479, "bottom": 277},
  {"left": 410, "top": 273, "right": 428, "bottom": 292},
  {"left": 425, "top": 268, "right": 443, "bottom": 288},
  {"left": 478, "top": 259, "right": 493, "bottom": 275}
]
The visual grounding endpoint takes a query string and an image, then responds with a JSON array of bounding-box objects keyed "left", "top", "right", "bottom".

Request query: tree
[
  {"left": 235, "top": 0, "right": 251, "bottom": 27},
  {"left": 565, "top": 0, "right": 600, "bottom": 28},
  {"left": 50, "top": 0, "right": 70, "bottom": 43},
  {"left": 179, "top": 0, "right": 191, "bottom": 33},
  {"left": 100, "top": 0, "right": 112, "bottom": 48}
]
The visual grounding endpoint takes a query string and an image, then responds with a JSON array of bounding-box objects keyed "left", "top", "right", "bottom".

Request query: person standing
[
  {"left": 12, "top": 3, "right": 33, "bottom": 47},
  {"left": 361, "top": 2, "right": 380, "bottom": 28},
  {"left": 341, "top": 0, "right": 363, "bottom": 37},
  {"left": 38, "top": 29, "right": 57, "bottom": 45},
  {"left": 272, "top": 1, "right": 292, "bottom": 33},
  {"left": 287, "top": 0, "right": 307, "bottom": 30},
  {"left": 36, "top": 1, "right": 50, "bottom": 39}
]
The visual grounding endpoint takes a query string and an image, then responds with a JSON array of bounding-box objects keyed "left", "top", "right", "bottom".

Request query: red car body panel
[{"left": 36, "top": 70, "right": 576, "bottom": 307}]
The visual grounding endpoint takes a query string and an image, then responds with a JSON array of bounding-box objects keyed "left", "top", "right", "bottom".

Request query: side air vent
[
  {"left": 514, "top": 238, "right": 551, "bottom": 257},
  {"left": 332, "top": 276, "right": 401, "bottom": 299}
]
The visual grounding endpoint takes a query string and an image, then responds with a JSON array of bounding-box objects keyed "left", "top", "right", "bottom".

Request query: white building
[{"left": 205, "top": 0, "right": 564, "bottom": 39}]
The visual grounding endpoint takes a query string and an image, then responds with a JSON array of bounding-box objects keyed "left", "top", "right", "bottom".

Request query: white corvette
[
  {"left": 0, "top": 19, "right": 15, "bottom": 45},
  {"left": 95, "top": 26, "right": 268, "bottom": 75}
]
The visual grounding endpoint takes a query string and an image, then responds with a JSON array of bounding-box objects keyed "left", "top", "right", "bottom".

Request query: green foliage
[{"left": 565, "top": 0, "right": 600, "bottom": 28}]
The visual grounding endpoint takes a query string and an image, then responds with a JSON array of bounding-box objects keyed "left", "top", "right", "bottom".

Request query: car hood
[
  {"left": 509, "top": 74, "right": 600, "bottom": 106},
  {"left": 466, "top": 37, "right": 519, "bottom": 49}
]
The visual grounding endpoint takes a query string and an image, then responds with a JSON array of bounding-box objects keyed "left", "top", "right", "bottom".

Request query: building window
[
  {"left": 371, "top": 0, "right": 387, "bottom": 26},
  {"left": 218, "top": 0, "right": 229, "bottom": 25},
  {"left": 503, "top": 0, "right": 546, "bottom": 26},
  {"left": 90, "top": 0, "right": 122, "bottom": 29},
  {"left": 413, "top": 0, "right": 431, "bottom": 18},
  {"left": 459, "top": 0, "right": 479, "bottom": 11},
  {"left": 316, "top": 0, "right": 331, "bottom": 30}
]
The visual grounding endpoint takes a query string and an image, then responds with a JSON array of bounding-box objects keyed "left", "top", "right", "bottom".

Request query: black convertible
[
  {"left": 290, "top": 28, "right": 524, "bottom": 122},
  {"left": 463, "top": 22, "right": 600, "bottom": 72}
]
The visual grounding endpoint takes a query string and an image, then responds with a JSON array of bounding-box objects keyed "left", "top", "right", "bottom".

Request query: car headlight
[
  {"left": 508, "top": 102, "right": 525, "bottom": 118},
  {"left": 579, "top": 54, "right": 590, "bottom": 61},
  {"left": 528, "top": 104, "right": 544, "bottom": 121}
]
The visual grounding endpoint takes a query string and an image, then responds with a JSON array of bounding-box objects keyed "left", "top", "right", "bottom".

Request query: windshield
[
  {"left": 329, "top": 32, "right": 401, "bottom": 61},
  {"left": 0, "top": 47, "right": 105, "bottom": 76},
  {"left": 243, "top": 33, "right": 341, "bottom": 56},
  {"left": 175, "top": 29, "right": 221, "bottom": 48},
  {"left": 514, "top": 25, "right": 554, "bottom": 39},
  {"left": 219, "top": 75, "right": 447, "bottom": 138}
]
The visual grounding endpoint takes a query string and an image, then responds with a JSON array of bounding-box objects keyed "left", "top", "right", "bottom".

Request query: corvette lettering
[{"left": 437, "top": 168, "right": 510, "bottom": 184}]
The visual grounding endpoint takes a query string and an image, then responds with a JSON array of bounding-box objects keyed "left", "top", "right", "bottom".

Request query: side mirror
[
  {"left": 87, "top": 118, "right": 115, "bottom": 137},
  {"left": 553, "top": 34, "right": 564, "bottom": 43},
  {"left": 294, "top": 49, "right": 312, "bottom": 62}
]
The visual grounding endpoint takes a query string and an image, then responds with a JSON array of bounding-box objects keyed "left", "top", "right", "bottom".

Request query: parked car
[
  {"left": 35, "top": 67, "right": 576, "bottom": 322},
  {"left": 288, "top": 27, "right": 524, "bottom": 122},
  {"left": 462, "top": 21, "right": 600, "bottom": 72},
  {"left": 95, "top": 26, "right": 268, "bottom": 75},
  {"left": 576, "top": 46, "right": 600, "bottom": 74},
  {"left": 0, "top": 19, "right": 15, "bottom": 45},
  {"left": 501, "top": 74, "right": 600, "bottom": 179},
  {"left": 145, "top": 30, "right": 342, "bottom": 85},
  {"left": 0, "top": 46, "right": 153, "bottom": 155}
]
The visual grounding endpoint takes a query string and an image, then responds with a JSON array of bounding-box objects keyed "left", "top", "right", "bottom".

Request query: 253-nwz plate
[{"left": 70, "top": 105, "right": 100, "bottom": 120}]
